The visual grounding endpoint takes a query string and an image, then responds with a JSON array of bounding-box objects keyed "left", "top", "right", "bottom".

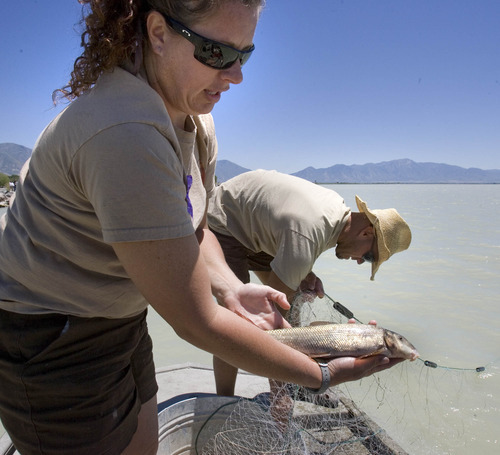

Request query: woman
[{"left": 0, "top": 1, "right": 400, "bottom": 454}]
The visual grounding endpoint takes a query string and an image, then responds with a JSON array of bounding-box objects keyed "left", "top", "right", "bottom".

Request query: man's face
[{"left": 336, "top": 233, "right": 377, "bottom": 265}]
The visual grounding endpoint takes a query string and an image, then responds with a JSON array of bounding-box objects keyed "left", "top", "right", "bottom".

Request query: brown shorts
[
  {"left": 0, "top": 308, "right": 158, "bottom": 455},
  {"left": 211, "top": 229, "right": 274, "bottom": 283}
]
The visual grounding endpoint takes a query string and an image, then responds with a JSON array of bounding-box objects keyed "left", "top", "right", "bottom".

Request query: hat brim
[{"left": 355, "top": 196, "right": 391, "bottom": 280}]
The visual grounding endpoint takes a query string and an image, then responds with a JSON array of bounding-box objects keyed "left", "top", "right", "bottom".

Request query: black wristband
[{"left": 305, "top": 360, "right": 330, "bottom": 394}]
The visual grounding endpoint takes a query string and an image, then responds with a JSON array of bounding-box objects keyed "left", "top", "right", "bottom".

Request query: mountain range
[
  {"left": 291, "top": 159, "right": 500, "bottom": 184},
  {"left": 2, "top": 143, "right": 499, "bottom": 183},
  {"left": 215, "top": 158, "right": 500, "bottom": 184},
  {"left": 0, "top": 143, "right": 31, "bottom": 175}
]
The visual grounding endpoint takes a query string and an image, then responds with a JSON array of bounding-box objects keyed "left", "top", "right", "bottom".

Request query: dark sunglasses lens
[
  {"left": 197, "top": 42, "right": 228, "bottom": 68},
  {"left": 196, "top": 41, "right": 252, "bottom": 69},
  {"left": 239, "top": 50, "right": 253, "bottom": 66}
]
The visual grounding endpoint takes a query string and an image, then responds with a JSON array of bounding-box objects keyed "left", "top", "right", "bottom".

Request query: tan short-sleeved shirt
[
  {"left": 0, "top": 67, "right": 217, "bottom": 318},
  {"left": 208, "top": 170, "right": 350, "bottom": 290}
]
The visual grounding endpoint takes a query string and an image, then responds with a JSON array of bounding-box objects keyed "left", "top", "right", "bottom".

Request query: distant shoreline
[{"left": 313, "top": 181, "right": 500, "bottom": 185}]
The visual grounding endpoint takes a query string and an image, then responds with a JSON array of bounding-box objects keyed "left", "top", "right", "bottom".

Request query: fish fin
[
  {"left": 359, "top": 348, "right": 385, "bottom": 359},
  {"left": 312, "top": 353, "right": 335, "bottom": 359},
  {"left": 309, "top": 321, "right": 333, "bottom": 327}
]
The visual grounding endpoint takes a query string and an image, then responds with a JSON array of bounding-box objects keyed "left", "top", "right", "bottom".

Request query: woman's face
[{"left": 147, "top": 2, "right": 260, "bottom": 129}]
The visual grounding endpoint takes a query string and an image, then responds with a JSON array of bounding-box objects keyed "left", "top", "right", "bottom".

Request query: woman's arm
[
  {"left": 196, "top": 217, "right": 290, "bottom": 330},
  {"left": 112, "top": 234, "right": 398, "bottom": 389},
  {"left": 112, "top": 234, "right": 321, "bottom": 387}
]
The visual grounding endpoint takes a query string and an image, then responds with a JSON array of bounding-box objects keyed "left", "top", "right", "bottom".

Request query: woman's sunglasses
[{"left": 162, "top": 15, "right": 255, "bottom": 70}]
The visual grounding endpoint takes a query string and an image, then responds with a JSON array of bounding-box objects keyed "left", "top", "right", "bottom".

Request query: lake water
[{"left": 1, "top": 184, "right": 499, "bottom": 454}]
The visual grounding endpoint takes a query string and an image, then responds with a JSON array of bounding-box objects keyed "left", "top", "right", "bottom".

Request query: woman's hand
[
  {"left": 326, "top": 318, "right": 403, "bottom": 385},
  {"left": 327, "top": 355, "right": 404, "bottom": 387},
  {"left": 223, "top": 283, "right": 291, "bottom": 329}
]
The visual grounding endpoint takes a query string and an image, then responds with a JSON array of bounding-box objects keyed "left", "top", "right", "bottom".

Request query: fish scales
[
  {"left": 268, "top": 324, "right": 385, "bottom": 358},
  {"left": 268, "top": 323, "right": 419, "bottom": 360}
]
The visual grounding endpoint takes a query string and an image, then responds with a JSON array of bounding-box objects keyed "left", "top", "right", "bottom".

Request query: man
[{"left": 208, "top": 169, "right": 412, "bottom": 396}]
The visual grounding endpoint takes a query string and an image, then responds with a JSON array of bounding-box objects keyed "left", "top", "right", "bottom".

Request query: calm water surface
[
  {"left": 1, "top": 184, "right": 498, "bottom": 453},
  {"left": 147, "top": 184, "right": 500, "bottom": 455}
]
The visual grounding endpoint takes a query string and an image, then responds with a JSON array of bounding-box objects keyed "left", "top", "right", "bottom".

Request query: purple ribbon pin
[{"left": 185, "top": 174, "right": 193, "bottom": 218}]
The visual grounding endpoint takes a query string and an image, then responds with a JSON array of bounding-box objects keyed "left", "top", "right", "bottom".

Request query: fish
[{"left": 267, "top": 323, "right": 419, "bottom": 361}]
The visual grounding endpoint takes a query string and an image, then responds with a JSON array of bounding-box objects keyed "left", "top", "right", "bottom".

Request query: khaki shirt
[
  {"left": 0, "top": 67, "right": 217, "bottom": 318},
  {"left": 208, "top": 170, "right": 350, "bottom": 290}
]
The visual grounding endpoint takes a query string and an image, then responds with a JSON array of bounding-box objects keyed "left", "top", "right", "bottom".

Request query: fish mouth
[{"left": 409, "top": 350, "right": 420, "bottom": 361}]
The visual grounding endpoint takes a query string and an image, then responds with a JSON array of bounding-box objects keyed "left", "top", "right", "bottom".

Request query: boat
[{"left": 0, "top": 363, "right": 408, "bottom": 454}]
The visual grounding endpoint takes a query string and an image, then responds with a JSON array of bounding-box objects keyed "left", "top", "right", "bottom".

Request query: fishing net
[
  {"left": 194, "top": 292, "right": 499, "bottom": 455},
  {"left": 199, "top": 292, "right": 408, "bottom": 455}
]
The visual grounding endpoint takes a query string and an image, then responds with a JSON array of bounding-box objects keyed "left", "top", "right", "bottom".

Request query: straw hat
[{"left": 355, "top": 195, "right": 412, "bottom": 281}]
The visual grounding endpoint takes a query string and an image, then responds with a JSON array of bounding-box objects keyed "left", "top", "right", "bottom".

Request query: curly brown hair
[{"left": 57, "top": 0, "right": 264, "bottom": 102}]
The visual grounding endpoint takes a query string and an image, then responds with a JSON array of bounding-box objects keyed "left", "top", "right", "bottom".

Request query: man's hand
[
  {"left": 298, "top": 272, "right": 324, "bottom": 298},
  {"left": 222, "top": 283, "right": 291, "bottom": 330}
]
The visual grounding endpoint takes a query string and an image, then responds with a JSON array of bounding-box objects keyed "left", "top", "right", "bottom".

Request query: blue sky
[{"left": 1, "top": 0, "right": 499, "bottom": 173}]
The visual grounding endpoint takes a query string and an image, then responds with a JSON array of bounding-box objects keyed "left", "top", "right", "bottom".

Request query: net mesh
[{"left": 194, "top": 292, "right": 497, "bottom": 455}]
